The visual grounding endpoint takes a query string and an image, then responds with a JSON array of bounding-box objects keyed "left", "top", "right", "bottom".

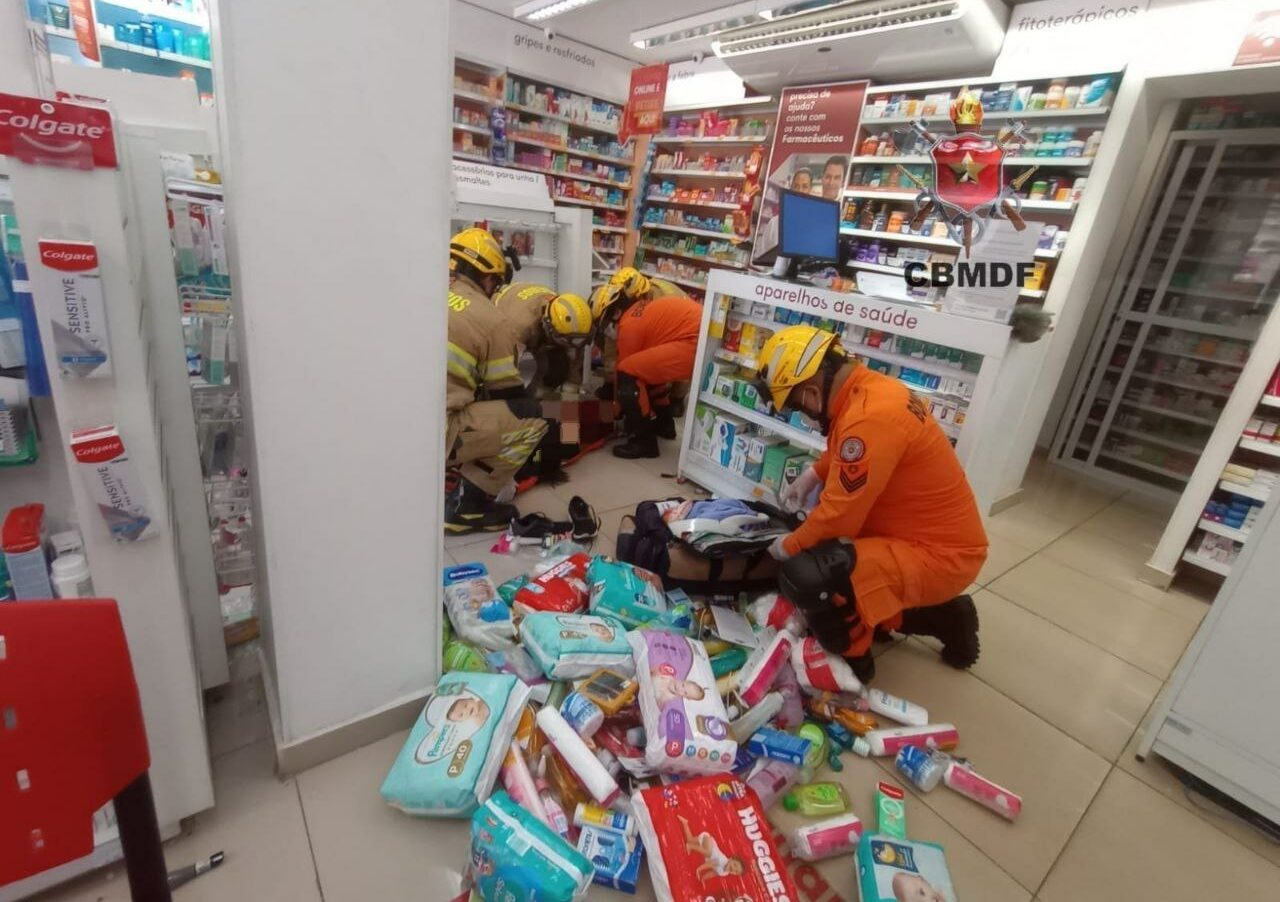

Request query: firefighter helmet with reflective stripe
[
  {"left": 449, "top": 227, "right": 510, "bottom": 283},
  {"left": 609, "top": 266, "right": 651, "bottom": 300},
  {"left": 543, "top": 292, "right": 593, "bottom": 348},
  {"left": 755, "top": 325, "right": 840, "bottom": 412}
]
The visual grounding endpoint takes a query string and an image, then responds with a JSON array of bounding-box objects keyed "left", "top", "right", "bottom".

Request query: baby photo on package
[
  {"left": 857, "top": 835, "right": 957, "bottom": 902},
  {"left": 520, "top": 611, "right": 634, "bottom": 679},
  {"left": 443, "top": 562, "right": 516, "bottom": 650}
]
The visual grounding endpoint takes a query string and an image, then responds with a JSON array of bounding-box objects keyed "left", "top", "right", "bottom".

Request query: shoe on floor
[
  {"left": 568, "top": 495, "right": 600, "bottom": 543},
  {"left": 654, "top": 408, "right": 677, "bottom": 440},
  {"left": 509, "top": 512, "right": 571, "bottom": 544},
  {"left": 444, "top": 477, "right": 518, "bottom": 535},
  {"left": 897, "top": 594, "right": 981, "bottom": 669},
  {"left": 613, "top": 418, "right": 659, "bottom": 459}
]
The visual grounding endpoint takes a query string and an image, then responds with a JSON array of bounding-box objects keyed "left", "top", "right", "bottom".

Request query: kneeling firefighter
[
  {"left": 755, "top": 326, "right": 988, "bottom": 681},
  {"left": 591, "top": 268, "right": 701, "bottom": 459},
  {"left": 445, "top": 228, "right": 550, "bottom": 534}
]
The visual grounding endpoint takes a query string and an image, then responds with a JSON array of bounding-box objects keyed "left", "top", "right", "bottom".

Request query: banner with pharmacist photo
[{"left": 751, "top": 80, "right": 869, "bottom": 265}]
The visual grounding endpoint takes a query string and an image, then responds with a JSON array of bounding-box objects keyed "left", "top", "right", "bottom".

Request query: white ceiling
[{"left": 462, "top": 0, "right": 759, "bottom": 64}]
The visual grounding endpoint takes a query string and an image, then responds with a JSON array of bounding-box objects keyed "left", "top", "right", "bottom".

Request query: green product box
[
  {"left": 735, "top": 380, "right": 765, "bottom": 412},
  {"left": 690, "top": 404, "right": 717, "bottom": 457},
  {"left": 780, "top": 453, "right": 815, "bottom": 495},
  {"left": 762, "top": 445, "right": 811, "bottom": 491}
]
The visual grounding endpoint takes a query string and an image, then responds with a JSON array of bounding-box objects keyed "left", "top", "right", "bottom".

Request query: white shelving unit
[{"left": 678, "top": 271, "right": 1013, "bottom": 511}]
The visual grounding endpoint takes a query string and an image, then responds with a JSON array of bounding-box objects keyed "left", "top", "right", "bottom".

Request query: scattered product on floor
[{"left": 385, "top": 547, "right": 1021, "bottom": 899}]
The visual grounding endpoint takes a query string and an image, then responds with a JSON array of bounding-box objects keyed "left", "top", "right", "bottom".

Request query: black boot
[
  {"left": 444, "top": 477, "right": 518, "bottom": 535},
  {"left": 654, "top": 407, "right": 677, "bottom": 440},
  {"left": 613, "top": 417, "right": 659, "bottom": 459},
  {"left": 898, "top": 595, "right": 981, "bottom": 669},
  {"left": 848, "top": 651, "right": 876, "bottom": 685}
]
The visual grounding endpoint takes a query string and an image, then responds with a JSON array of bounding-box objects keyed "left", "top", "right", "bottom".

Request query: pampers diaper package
[
  {"left": 444, "top": 563, "right": 516, "bottom": 650},
  {"left": 381, "top": 671, "right": 529, "bottom": 817},
  {"left": 632, "top": 775, "right": 799, "bottom": 902},
  {"left": 521, "top": 612, "right": 634, "bottom": 679},
  {"left": 857, "top": 835, "right": 957, "bottom": 902},
  {"left": 587, "top": 558, "right": 668, "bottom": 628},
  {"left": 628, "top": 629, "right": 736, "bottom": 775},
  {"left": 470, "top": 790, "right": 594, "bottom": 902}
]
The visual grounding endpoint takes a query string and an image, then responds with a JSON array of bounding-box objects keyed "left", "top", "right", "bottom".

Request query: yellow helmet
[
  {"left": 755, "top": 325, "right": 839, "bottom": 411},
  {"left": 449, "top": 227, "right": 510, "bottom": 282},
  {"left": 543, "top": 293, "right": 593, "bottom": 347},
  {"left": 608, "top": 266, "right": 651, "bottom": 300},
  {"left": 590, "top": 282, "right": 623, "bottom": 322}
]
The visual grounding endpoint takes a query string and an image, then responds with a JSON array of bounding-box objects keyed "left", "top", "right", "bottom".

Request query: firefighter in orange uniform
[
  {"left": 755, "top": 326, "right": 988, "bottom": 682},
  {"left": 592, "top": 268, "right": 701, "bottom": 459}
]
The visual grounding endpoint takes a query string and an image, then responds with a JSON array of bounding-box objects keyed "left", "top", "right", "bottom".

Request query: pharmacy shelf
[
  {"left": 645, "top": 196, "right": 740, "bottom": 211},
  {"left": 505, "top": 102, "right": 619, "bottom": 136},
  {"left": 1119, "top": 369, "right": 1235, "bottom": 398},
  {"left": 102, "top": 0, "right": 209, "bottom": 27},
  {"left": 839, "top": 227, "right": 1059, "bottom": 257},
  {"left": 715, "top": 348, "right": 758, "bottom": 369},
  {"left": 1121, "top": 312, "right": 1258, "bottom": 341},
  {"left": 1181, "top": 549, "right": 1233, "bottom": 577},
  {"left": 848, "top": 345, "right": 977, "bottom": 383},
  {"left": 1198, "top": 518, "right": 1250, "bottom": 543},
  {"left": 454, "top": 87, "right": 499, "bottom": 105},
  {"left": 1098, "top": 450, "right": 1191, "bottom": 481},
  {"left": 681, "top": 452, "right": 780, "bottom": 507},
  {"left": 1261, "top": 395, "right": 1280, "bottom": 409},
  {"left": 639, "top": 243, "right": 748, "bottom": 270},
  {"left": 1121, "top": 400, "right": 1219, "bottom": 427},
  {"left": 1108, "top": 424, "right": 1203, "bottom": 455},
  {"left": 452, "top": 121, "right": 490, "bottom": 136},
  {"left": 863, "top": 106, "right": 1110, "bottom": 126},
  {"left": 1218, "top": 479, "right": 1271, "bottom": 503},
  {"left": 848, "top": 155, "right": 1092, "bottom": 168},
  {"left": 1144, "top": 344, "right": 1248, "bottom": 367},
  {"left": 1138, "top": 282, "right": 1265, "bottom": 303},
  {"left": 699, "top": 391, "right": 826, "bottom": 454},
  {"left": 508, "top": 134, "right": 632, "bottom": 166},
  {"left": 651, "top": 135, "right": 769, "bottom": 145},
  {"left": 452, "top": 150, "right": 491, "bottom": 164},
  {"left": 97, "top": 35, "right": 212, "bottom": 68},
  {"left": 510, "top": 162, "right": 629, "bottom": 189},
  {"left": 641, "top": 221, "right": 739, "bottom": 241},
  {"left": 553, "top": 196, "right": 628, "bottom": 212},
  {"left": 651, "top": 169, "right": 747, "bottom": 179},
  {"left": 591, "top": 224, "right": 628, "bottom": 234},
  {"left": 638, "top": 268, "right": 706, "bottom": 292},
  {"left": 844, "top": 187, "right": 1076, "bottom": 211},
  {"left": 1238, "top": 437, "right": 1280, "bottom": 459}
]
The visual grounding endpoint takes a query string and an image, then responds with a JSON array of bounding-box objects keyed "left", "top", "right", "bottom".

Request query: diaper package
[
  {"left": 856, "top": 834, "right": 957, "bottom": 902},
  {"left": 444, "top": 563, "right": 516, "bottom": 650},
  {"left": 791, "top": 635, "right": 864, "bottom": 696},
  {"left": 588, "top": 557, "right": 668, "bottom": 628},
  {"left": 513, "top": 553, "right": 592, "bottom": 617},
  {"left": 632, "top": 775, "right": 799, "bottom": 902},
  {"left": 381, "top": 671, "right": 529, "bottom": 817},
  {"left": 521, "top": 612, "right": 634, "bottom": 679},
  {"left": 629, "top": 629, "right": 736, "bottom": 775},
  {"left": 470, "top": 790, "right": 594, "bottom": 902}
]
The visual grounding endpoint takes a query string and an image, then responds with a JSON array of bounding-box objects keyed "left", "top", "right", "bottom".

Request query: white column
[
  {"left": 211, "top": 0, "right": 450, "bottom": 762},
  {"left": 0, "top": 0, "right": 39, "bottom": 95}
]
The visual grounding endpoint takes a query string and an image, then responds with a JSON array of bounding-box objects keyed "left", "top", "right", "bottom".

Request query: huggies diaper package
[
  {"left": 521, "top": 612, "right": 634, "bottom": 679},
  {"left": 381, "top": 671, "right": 529, "bottom": 817},
  {"left": 628, "top": 629, "right": 736, "bottom": 775},
  {"left": 513, "top": 553, "right": 592, "bottom": 617},
  {"left": 588, "top": 557, "right": 668, "bottom": 628},
  {"left": 631, "top": 775, "right": 799, "bottom": 902},
  {"left": 470, "top": 790, "right": 594, "bottom": 902},
  {"left": 444, "top": 563, "right": 516, "bottom": 650}
]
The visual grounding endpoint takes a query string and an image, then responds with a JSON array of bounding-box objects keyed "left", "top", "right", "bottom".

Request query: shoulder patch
[
  {"left": 839, "top": 469, "right": 869, "bottom": 494},
  {"left": 839, "top": 437, "right": 865, "bottom": 462}
]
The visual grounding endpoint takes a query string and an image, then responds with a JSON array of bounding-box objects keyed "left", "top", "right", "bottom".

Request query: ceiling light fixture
[
  {"left": 514, "top": 0, "right": 604, "bottom": 22},
  {"left": 627, "top": 1, "right": 845, "bottom": 52}
]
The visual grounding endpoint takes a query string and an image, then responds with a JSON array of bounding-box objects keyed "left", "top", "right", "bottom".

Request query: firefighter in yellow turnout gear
[{"left": 445, "top": 228, "right": 548, "bottom": 534}]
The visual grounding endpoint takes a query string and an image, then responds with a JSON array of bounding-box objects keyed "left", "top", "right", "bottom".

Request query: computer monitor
[{"left": 778, "top": 189, "right": 840, "bottom": 263}]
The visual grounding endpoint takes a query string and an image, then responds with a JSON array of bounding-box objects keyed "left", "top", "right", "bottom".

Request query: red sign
[
  {"left": 619, "top": 63, "right": 668, "bottom": 145},
  {"left": 931, "top": 132, "right": 1005, "bottom": 214},
  {"left": 1234, "top": 9, "right": 1280, "bottom": 67},
  {"left": 67, "top": 0, "right": 101, "bottom": 63},
  {"left": 0, "top": 93, "right": 117, "bottom": 169},
  {"left": 39, "top": 240, "right": 99, "bottom": 272},
  {"left": 751, "top": 80, "right": 869, "bottom": 264}
]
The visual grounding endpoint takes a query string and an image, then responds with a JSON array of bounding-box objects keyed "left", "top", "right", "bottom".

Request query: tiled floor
[{"left": 36, "top": 453, "right": 1280, "bottom": 902}]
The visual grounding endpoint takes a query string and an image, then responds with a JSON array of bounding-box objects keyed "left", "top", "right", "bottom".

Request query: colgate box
[
  {"left": 70, "top": 424, "right": 157, "bottom": 542},
  {"left": 632, "top": 775, "right": 799, "bottom": 902},
  {"left": 512, "top": 553, "right": 591, "bottom": 617}
]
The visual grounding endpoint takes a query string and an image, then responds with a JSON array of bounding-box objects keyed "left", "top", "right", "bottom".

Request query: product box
[
  {"left": 780, "top": 454, "right": 815, "bottom": 497},
  {"left": 701, "top": 360, "right": 724, "bottom": 394},
  {"left": 713, "top": 375, "right": 737, "bottom": 401},
  {"left": 856, "top": 835, "right": 957, "bottom": 902},
  {"left": 738, "top": 323, "right": 760, "bottom": 360},
  {"left": 735, "top": 380, "right": 766, "bottom": 413},
  {"left": 712, "top": 414, "right": 747, "bottom": 468},
  {"left": 2, "top": 503, "right": 52, "bottom": 599},
  {"left": 38, "top": 239, "right": 112, "bottom": 378},
  {"left": 761, "top": 444, "right": 797, "bottom": 490},
  {"left": 69, "top": 425, "right": 158, "bottom": 543},
  {"left": 730, "top": 434, "right": 751, "bottom": 474},
  {"left": 745, "top": 436, "right": 784, "bottom": 483},
  {"left": 690, "top": 404, "right": 717, "bottom": 457}
]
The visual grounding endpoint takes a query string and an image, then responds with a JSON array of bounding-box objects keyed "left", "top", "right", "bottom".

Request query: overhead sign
[
  {"left": 752, "top": 80, "right": 868, "bottom": 265},
  {"left": 0, "top": 93, "right": 118, "bottom": 169},
  {"left": 619, "top": 63, "right": 668, "bottom": 144},
  {"left": 664, "top": 57, "right": 746, "bottom": 110},
  {"left": 453, "top": 159, "right": 553, "bottom": 212},
  {"left": 1234, "top": 8, "right": 1280, "bottom": 67},
  {"left": 993, "top": 0, "right": 1149, "bottom": 79}
]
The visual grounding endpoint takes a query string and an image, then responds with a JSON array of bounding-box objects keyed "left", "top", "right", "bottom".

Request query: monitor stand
[{"left": 770, "top": 255, "right": 817, "bottom": 283}]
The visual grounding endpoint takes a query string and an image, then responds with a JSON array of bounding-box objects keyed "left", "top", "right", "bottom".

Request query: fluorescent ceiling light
[
  {"left": 628, "top": 1, "right": 843, "bottom": 51},
  {"left": 514, "top": 0, "right": 604, "bottom": 22}
]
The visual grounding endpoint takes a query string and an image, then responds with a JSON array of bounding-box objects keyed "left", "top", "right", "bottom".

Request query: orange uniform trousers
[
  {"left": 615, "top": 295, "right": 702, "bottom": 417},
  {"left": 781, "top": 364, "right": 988, "bottom": 656}
]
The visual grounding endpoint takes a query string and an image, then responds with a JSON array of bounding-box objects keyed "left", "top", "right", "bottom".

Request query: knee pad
[
  {"left": 779, "top": 539, "right": 859, "bottom": 652},
  {"left": 616, "top": 373, "right": 643, "bottom": 421},
  {"left": 504, "top": 396, "right": 543, "bottom": 420}
]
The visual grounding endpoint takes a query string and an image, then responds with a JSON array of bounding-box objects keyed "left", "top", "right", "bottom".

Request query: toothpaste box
[
  {"left": 70, "top": 425, "right": 158, "bottom": 542},
  {"left": 38, "top": 239, "right": 112, "bottom": 378}
]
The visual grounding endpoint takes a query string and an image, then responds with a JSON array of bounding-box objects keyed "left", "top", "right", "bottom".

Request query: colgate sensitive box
[
  {"left": 38, "top": 238, "right": 112, "bottom": 378},
  {"left": 70, "top": 424, "right": 156, "bottom": 542}
]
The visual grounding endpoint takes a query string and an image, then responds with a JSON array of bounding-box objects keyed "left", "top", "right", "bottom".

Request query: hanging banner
[
  {"left": 67, "top": 0, "right": 101, "bottom": 64},
  {"left": 619, "top": 63, "right": 669, "bottom": 145},
  {"left": 751, "top": 80, "right": 868, "bottom": 265},
  {"left": 0, "top": 93, "right": 118, "bottom": 169},
  {"left": 664, "top": 57, "right": 746, "bottom": 110},
  {"left": 1234, "top": 9, "right": 1280, "bottom": 67},
  {"left": 993, "top": 0, "right": 1148, "bottom": 79}
]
